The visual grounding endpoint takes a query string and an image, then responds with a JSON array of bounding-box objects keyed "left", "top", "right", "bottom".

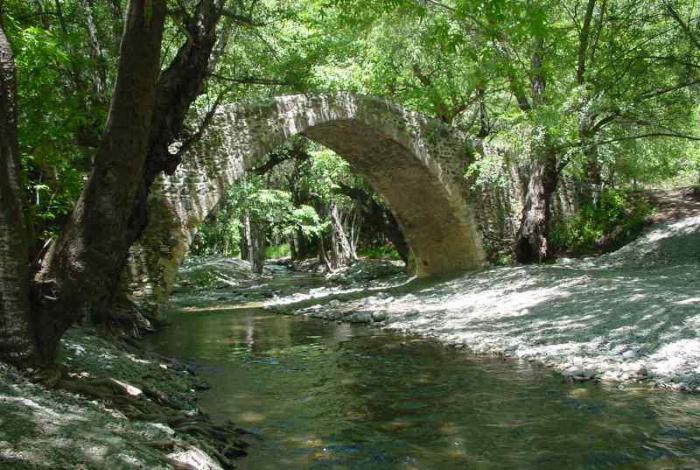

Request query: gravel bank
[{"left": 0, "top": 329, "right": 247, "bottom": 469}]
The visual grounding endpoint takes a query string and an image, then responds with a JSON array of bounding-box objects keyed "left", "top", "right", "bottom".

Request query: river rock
[
  {"left": 563, "top": 366, "right": 597, "bottom": 381},
  {"left": 622, "top": 350, "right": 637, "bottom": 360},
  {"left": 168, "top": 446, "right": 223, "bottom": 470},
  {"left": 371, "top": 310, "right": 387, "bottom": 322},
  {"left": 348, "top": 311, "right": 373, "bottom": 323}
]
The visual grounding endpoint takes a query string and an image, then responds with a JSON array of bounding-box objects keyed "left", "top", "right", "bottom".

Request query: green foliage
[
  {"left": 192, "top": 174, "right": 326, "bottom": 257},
  {"left": 265, "top": 244, "right": 292, "bottom": 259},
  {"left": 4, "top": 0, "right": 699, "bottom": 260},
  {"left": 358, "top": 246, "right": 402, "bottom": 261},
  {"left": 550, "top": 189, "right": 652, "bottom": 255},
  {"left": 4, "top": 8, "right": 107, "bottom": 239}
]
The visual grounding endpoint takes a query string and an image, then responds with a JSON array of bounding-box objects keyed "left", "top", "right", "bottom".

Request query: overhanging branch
[
  {"left": 211, "top": 73, "right": 291, "bottom": 86},
  {"left": 559, "top": 131, "right": 700, "bottom": 152}
]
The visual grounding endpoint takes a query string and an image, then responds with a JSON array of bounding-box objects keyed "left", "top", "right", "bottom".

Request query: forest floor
[
  {"left": 0, "top": 328, "right": 247, "bottom": 469},
  {"left": 267, "top": 206, "right": 700, "bottom": 392}
]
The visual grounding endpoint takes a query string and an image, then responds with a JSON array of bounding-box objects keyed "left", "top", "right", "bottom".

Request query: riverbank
[
  {"left": 0, "top": 328, "right": 247, "bottom": 469},
  {"left": 267, "top": 215, "right": 700, "bottom": 391},
  {"left": 6, "top": 212, "right": 693, "bottom": 467}
]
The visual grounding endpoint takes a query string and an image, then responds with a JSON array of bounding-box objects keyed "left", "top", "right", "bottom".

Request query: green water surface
[{"left": 146, "top": 301, "right": 699, "bottom": 469}]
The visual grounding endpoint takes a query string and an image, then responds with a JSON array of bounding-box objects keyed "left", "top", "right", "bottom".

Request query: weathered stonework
[{"left": 125, "top": 93, "right": 489, "bottom": 302}]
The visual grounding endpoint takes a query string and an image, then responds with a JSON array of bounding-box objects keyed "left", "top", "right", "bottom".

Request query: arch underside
[{"left": 302, "top": 120, "right": 483, "bottom": 276}]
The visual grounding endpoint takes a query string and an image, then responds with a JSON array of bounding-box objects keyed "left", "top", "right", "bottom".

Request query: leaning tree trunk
[
  {"left": 33, "top": 0, "right": 167, "bottom": 364},
  {"left": 102, "top": 0, "right": 226, "bottom": 331},
  {"left": 0, "top": 26, "right": 37, "bottom": 364},
  {"left": 515, "top": 142, "right": 559, "bottom": 263},
  {"left": 377, "top": 207, "right": 410, "bottom": 263},
  {"left": 126, "top": 0, "right": 226, "bottom": 247},
  {"left": 334, "top": 182, "right": 410, "bottom": 263}
]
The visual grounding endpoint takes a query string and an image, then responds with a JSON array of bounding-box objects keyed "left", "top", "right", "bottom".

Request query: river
[{"left": 145, "top": 267, "right": 700, "bottom": 469}]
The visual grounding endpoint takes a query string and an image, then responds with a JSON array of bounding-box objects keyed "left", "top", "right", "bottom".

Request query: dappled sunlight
[
  {"left": 279, "top": 216, "right": 700, "bottom": 390},
  {"left": 0, "top": 365, "right": 174, "bottom": 469},
  {"left": 182, "top": 301, "right": 266, "bottom": 313}
]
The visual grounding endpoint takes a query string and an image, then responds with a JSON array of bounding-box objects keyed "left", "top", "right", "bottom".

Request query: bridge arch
[{"left": 125, "top": 93, "right": 486, "bottom": 301}]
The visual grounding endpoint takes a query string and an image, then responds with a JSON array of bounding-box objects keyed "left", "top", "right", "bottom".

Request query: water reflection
[{"left": 146, "top": 307, "right": 700, "bottom": 469}]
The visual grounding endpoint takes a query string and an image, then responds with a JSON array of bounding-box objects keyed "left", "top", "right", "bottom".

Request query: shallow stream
[{"left": 145, "top": 271, "right": 700, "bottom": 469}]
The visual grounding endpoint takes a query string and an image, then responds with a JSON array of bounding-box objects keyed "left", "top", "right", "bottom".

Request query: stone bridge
[{"left": 124, "top": 93, "right": 490, "bottom": 302}]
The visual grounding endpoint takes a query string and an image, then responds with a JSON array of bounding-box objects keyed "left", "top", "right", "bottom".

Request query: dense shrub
[{"left": 550, "top": 189, "right": 652, "bottom": 256}]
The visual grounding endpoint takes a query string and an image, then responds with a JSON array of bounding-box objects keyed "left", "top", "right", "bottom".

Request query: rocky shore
[{"left": 0, "top": 328, "right": 247, "bottom": 469}]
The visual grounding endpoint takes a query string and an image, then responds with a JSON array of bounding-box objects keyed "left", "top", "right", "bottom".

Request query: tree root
[{"left": 53, "top": 374, "right": 248, "bottom": 469}]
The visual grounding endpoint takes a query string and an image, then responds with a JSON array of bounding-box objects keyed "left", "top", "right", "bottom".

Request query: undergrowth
[{"left": 551, "top": 189, "right": 652, "bottom": 256}]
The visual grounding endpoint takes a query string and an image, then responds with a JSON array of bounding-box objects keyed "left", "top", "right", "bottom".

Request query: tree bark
[
  {"left": 34, "top": 0, "right": 167, "bottom": 364},
  {"left": 290, "top": 228, "right": 315, "bottom": 261},
  {"left": 576, "top": 0, "right": 596, "bottom": 85},
  {"left": 247, "top": 216, "right": 267, "bottom": 275},
  {"left": 579, "top": 124, "right": 602, "bottom": 205},
  {"left": 100, "top": 0, "right": 226, "bottom": 331},
  {"left": 240, "top": 213, "right": 251, "bottom": 261},
  {"left": 0, "top": 25, "right": 37, "bottom": 364},
  {"left": 514, "top": 143, "right": 559, "bottom": 263},
  {"left": 239, "top": 213, "right": 266, "bottom": 274},
  {"left": 125, "top": 0, "right": 226, "bottom": 250},
  {"left": 329, "top": 202, "right": 356, "bottom": 265},
  {"left": 108, "top": 0, "right": 124, "bottom": 50},
  {"left": 514, "top": 38, "right": 560, "bottom": 263},
  {"left": 576, "top": 0, "right": 602, "bottom": 207}
]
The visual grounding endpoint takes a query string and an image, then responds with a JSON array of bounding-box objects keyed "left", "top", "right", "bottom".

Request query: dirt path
[{"left": 645, "top": 187, "right": 700, "bottom": 222}]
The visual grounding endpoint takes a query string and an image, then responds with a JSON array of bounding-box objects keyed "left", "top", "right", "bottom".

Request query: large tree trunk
[
  {"left": 514, "top": 37, "right": 560, "bottom": 263},
  {"left": 33, "top": 0, "right": 167, "bottom": 364},
  {"left": 514, "top": 143, "right": 559, "bottom": 263},
  {"left": 125, "top": 0, "right": 226, "bottom": 251},
  {"left": 101, "top": 0, "right": 226, "bottom": 331},
  {"left": 0, "top": 26, "right": 37, "bottom": 364}
]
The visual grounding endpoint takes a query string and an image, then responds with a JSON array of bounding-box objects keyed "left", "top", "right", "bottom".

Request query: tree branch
[
  {"left": 636, "top": 79, "right": 700, "bottom": 101},
  {"left": 664, "top": 1, "right": 700, "bottom": 51},
  {"left": 211, "top": 73, "right": 291, "bottom": 86},
  {"left": 172, "top": 89, "right": 228, "bottom": 168},
  {"left": 559, "top": 131, "right": 700, "bottom": 151},
  {"left": 576, "top": 0, "right": 597, "bottom": 85},
  {"left": 221, "top": 9, "right": 262, "bottom": 27}
]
